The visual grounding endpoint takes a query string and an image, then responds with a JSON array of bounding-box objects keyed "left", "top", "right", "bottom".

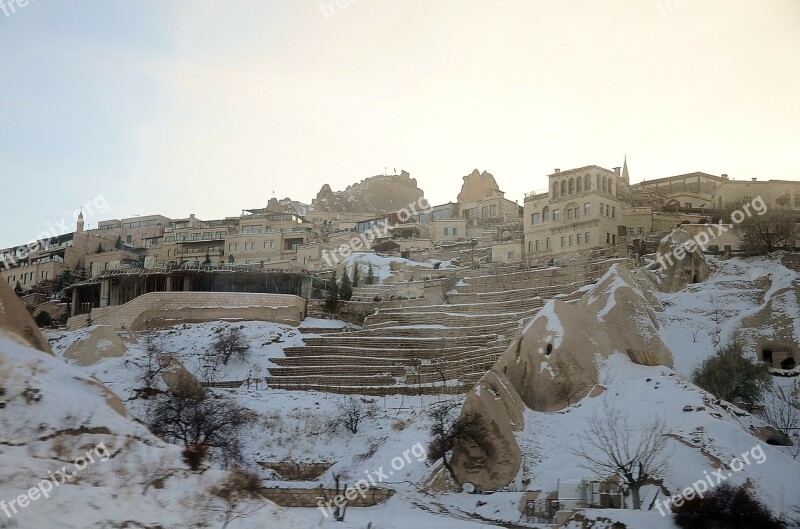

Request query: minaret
[
  {"left": 76, "top": 209, "right": 85, "bottom": 233},
  {"left": 621, "top": 155, "right": 630, "bottom": 184}
]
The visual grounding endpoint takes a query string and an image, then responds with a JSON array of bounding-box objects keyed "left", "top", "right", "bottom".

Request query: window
[
  {"left": 612, "top": 234, "right": 616, "bottom": 244},
  {"left": 637, "top": 227, "right": 644, "bottom": 235},
  {"left": 452, "top": 228, "right": 458, "bottom": 236},
  {"left": 795, "top": 195, "right": 800, "bottom": 207},
  {"left": 627, "top": 227, "right": 634, "bottom": 235},
  {"left": 531, "top": 213, "right": 540, "bottom": 225},
  {"left": 567, "top": 208, "right": 574, "bottom": 220},
  {"left": 585, "top": 232, "right": 590, "bottom": 243},
  {"left": 611, "top": 206, "right": 616, "bottom": 219},
  {"left": 535, "top": 240, "right": 541, "bottom": 251},
  {"left": 584, "top": 202, "right": 592, "bottom": 215},
  {"left": 606, "top": 233, "right": 610, "bottom": 244},
  {"left": 546, "top": 238, "right": 551, "bottom": 250},
  {"left": 553, "top": 209, "right": 561, "bottom": 222},
  {"left": 507, "top": 252, "right": 514, "bottom": 260},
  {"left": 568, "top": 235, "right": 574, "bottom": 246},
  {"left": 573, "top": 207, "right": 580, "bottom": 219},
  {"left": 529, "top": 241, "right": 534, "bottom": 252},
  {"left": 561, "top": 237, "right": 566, "bottom": 248},
  {"left": 576, "top": 177, "right": 582, "bottom": 193},
  {"left": 569, "top": 179, "right": 574, "bottom": 194},
  {"left": 584, "top": 174, "right": 591, "bottom": 191},
  {"left": 542, "top": 207, "right": 550, "bottom": 222},
  {"left": 684, "top": 202, "right": 692, "bottom": 208},
  {"left": 577, "top": 233, "right": 582, "bottom": 244},
  {"left": 561, "top": 181, "right": 566, "bottom": 195},
  {"left": 444, "top": 228, "right": 449, "bottom": 235}
]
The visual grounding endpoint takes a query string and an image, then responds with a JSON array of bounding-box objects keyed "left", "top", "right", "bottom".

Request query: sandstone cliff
[{"left": 313, "top": 170, "right": 425, "bottom": 213}]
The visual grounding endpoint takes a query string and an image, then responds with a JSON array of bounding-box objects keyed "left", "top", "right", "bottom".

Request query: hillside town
[{"left": 2, "top": 2, "right": 800, "bottom": 529}]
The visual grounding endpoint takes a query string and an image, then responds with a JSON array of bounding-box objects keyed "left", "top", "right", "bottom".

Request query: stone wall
[
  {"left": 260, "top": 485, "right": 394, "bottom": 507},
  {"left": 258, "top": 462, "right": 333, "bottom": 480},
  {"left": 82, "top": 292, "right": 306, "bottom": 331}
]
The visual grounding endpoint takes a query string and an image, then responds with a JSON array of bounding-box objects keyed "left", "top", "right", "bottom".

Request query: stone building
[
  {"left": 524, "top": 164, "right": 627, "bottom": 261},
  {"left": 713, "top": 178, "right": 800, "bottom": 211},
  {"left": 94, "top": 214, "right": 171, "bottom": 248}
]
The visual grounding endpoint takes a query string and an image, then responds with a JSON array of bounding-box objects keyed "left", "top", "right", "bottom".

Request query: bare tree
[
  {"left": 732, "top": 208, "right": 796, "bottom": 254},
  {"left": 691, "top": 341, "right": 771, "bottom": 406},
  {"left": 758, "top": 382, "right": 800, "bottom": 459},
  {"left": 147, "top": 372, "right": 253, "bottom": 468},
  {"left": 132, "top": 336, "right": 175, "bottom": 400},
  {"left": 213, "top": 327, "right": 251, "bottom": 365},
  {"left": 568, "top": 404, "right": 671, "bottom": 509},
  {"left": 135, "top": 448, "right": 173, "bottom": 495},
  {"left": 331, "top": 397, "right": 378, "bottom": 434},
  {"left": 427, "top": 405, "right": 494, "bottom": 485},
  {"left": 689, "top": 322, "right": 705, "bottom": 343},
  {"left": 209, "top": 468, "right": 266, "bottom": 529}
]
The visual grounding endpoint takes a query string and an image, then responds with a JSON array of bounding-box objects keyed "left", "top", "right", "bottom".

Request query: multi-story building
[
  {"left": 524, "top": 165, "right": 628, "bottom": 260},
  {"left": 94, "top": 214, "right": 171, "bottom": 248},
  {"left": 631, "top": 172, "right": 725, "bottom": 209},
  {"left": 146, "top": 214, "right": 236, "bottom": 267},
  {"left": 225, "top": 211, "right": 314, "bottom": 266},
  {"left": 1, "top": 213, "right": 117, "bottom": 292},
  {"left": 713, "top": 178, "right": 800, "bottom": 211}
]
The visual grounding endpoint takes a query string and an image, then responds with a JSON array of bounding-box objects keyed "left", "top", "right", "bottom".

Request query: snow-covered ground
[{"left": 4, "top": 254, "right": 799, "bottom": 528}]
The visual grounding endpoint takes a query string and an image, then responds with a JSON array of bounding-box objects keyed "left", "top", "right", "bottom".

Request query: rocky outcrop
[
  {"left": 656, "top": 228, "right": 710, "bottom": 293},
  {"left": 313, "top": 171, "right": 425, "bottom": 213},
  {"left": 453, "top": 264, "right": 674, "bottom": 489},
  {"left": 0, "top": 278, "right": 51, "bottom": 354},
  {"left": 457, "top": 169, "right": 501, "bottom": 203}
]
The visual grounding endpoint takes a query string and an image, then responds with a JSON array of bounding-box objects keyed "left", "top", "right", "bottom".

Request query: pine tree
[
  {"left": 115, "top": 236, "right": 123, "bottom": 250},
  {"left": 95, "top": 243, "right": 104, "bottom": 254},
  {"left": 325, "top": 271, "right": 339, "bottom": 312},
  {"left": 366, "top": 263, "right": 375, "bottom": 285},
  {"left": 352, "top": 264, "right": 360, "bottom": 288},
  {"left": 14, "top": 282, "right": 23, "bottom": 296},
  {"left": 203, "top": 253, "right": 212, "bottom": 266},
  {"left": 339, "top": 270, "right": 353, "bottom": 301}
]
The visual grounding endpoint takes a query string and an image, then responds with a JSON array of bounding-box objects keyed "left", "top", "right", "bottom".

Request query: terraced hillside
[{"left": 266, "top": 258, "right": 633, "bottom": 395}]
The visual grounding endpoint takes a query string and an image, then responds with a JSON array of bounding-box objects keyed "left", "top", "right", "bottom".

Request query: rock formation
[
  {"left": 457, "top": 169, "right": 501, "bottom": 203},
  {"left": 656, "top": 228, "right": 710, "bottom": 293},
  {"left": 0, "top": 278, "right": 52, "bottom": 354},
  {"left": 313, "top": 171, "right": 425, "bottom": 213},
  {"left": 451, "top": 264, "right": 674, "bottom": 489}
]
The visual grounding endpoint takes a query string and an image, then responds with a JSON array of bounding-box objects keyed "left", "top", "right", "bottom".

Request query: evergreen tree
[
  {"left": 14, "top": 282, "right": 23, "bottom": 296},
  {"left": 203, "top": 252, "right": 212, "bottom": 266},
  {"left": 352, "top": 264, "right": 360, "bottom": 288},
  {"left": 339, "top": 270, "right": 353, "bottom": 301},
  {"left": 95, "top": 243, "right": 104, "bottom": 254},
  {"left": 324, "top": 271, "right": 339, "bottom": 312},
  {"left": 366, "top": 263, "right": 375, "bottom": 285},
  {"left": 114, "top": 236, "right": 123, "bottom": 250}
]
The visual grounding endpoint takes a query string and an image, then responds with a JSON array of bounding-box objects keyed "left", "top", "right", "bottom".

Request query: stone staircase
[{"left": 266, "top": 258, "right": 630, "bottom": 395}]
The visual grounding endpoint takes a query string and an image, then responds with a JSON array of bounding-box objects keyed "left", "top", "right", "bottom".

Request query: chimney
[
  {"left": 554, "top": 168, "right": 560, "bottom": 173},
  {"left": 613, "top": 167, "right": 621, "bottom": 176},
  {"left": 721, "top": 174, "right": 728, "bottom": 179},
  {"left": 751, "top": 178, "right": 757, "bottom": 182},
  {"left": 189, "top": 213, "right": 195, "bottom": 218}
]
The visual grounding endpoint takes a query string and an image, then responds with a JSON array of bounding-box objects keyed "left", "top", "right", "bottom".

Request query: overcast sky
[{"left": 1, "top": 0, "right": 798, "bottom": 248}]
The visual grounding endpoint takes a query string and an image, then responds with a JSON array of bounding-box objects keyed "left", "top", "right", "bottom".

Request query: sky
[{"left": 0, "top": 0, "right": 799, "bottom": 248}]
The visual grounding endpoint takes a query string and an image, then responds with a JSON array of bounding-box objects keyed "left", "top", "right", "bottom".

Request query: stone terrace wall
[
  {"left": 260, "top": 485, "right": 394, "bottom": 507},
  {"left": 85, "top": 292, "right": 306, "bottom": 331}
]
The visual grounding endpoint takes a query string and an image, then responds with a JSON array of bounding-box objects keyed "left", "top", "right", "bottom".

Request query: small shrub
[
  {"left": 34, "top": 311, "right": 53, "bottom": 328},
  {"left": 673, "top": 483, "right": 783, "bottom": 529},
  {"left": 182, "top": 444, "right": 208, "bottom": 471},
  {"left": 691, "top": 341, "right": 771, "bottom": 406},
  {"left": 22, "top": 386, "right": 42, "bottom": 404},
  {"left": 392, "top": 419, "right": 407, "bottom": 431}
]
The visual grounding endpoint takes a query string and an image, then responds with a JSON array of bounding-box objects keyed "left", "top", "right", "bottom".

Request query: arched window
[
  {"left": 596, "top": 175, "right": 601, "bottom": 191},
  {"left": 542, "top": 206, "right": 550, "bottom": 222},
  {"left": 569, "top": 178, "right": 575, "bottom": 194},
  {"left": 535, "top": 240, "right": 541, "bottom": 251},
  {"left": 609, "top": 180, "right": 614, "bottom": 196},
  {"left": 576, "top": 177, "right": 582, "bottom": 193},
  {"left": 561, "top": 180, "right": 566, "bottom": 195},
  {"left": 585, "top": 174, "right": 591, "bottom": 191},
  {"left": 602, "top": 176, "right": 607, "bottom": 193},
  {"left": 552, "top": 182, "right": 559, "bottom": 198}
]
